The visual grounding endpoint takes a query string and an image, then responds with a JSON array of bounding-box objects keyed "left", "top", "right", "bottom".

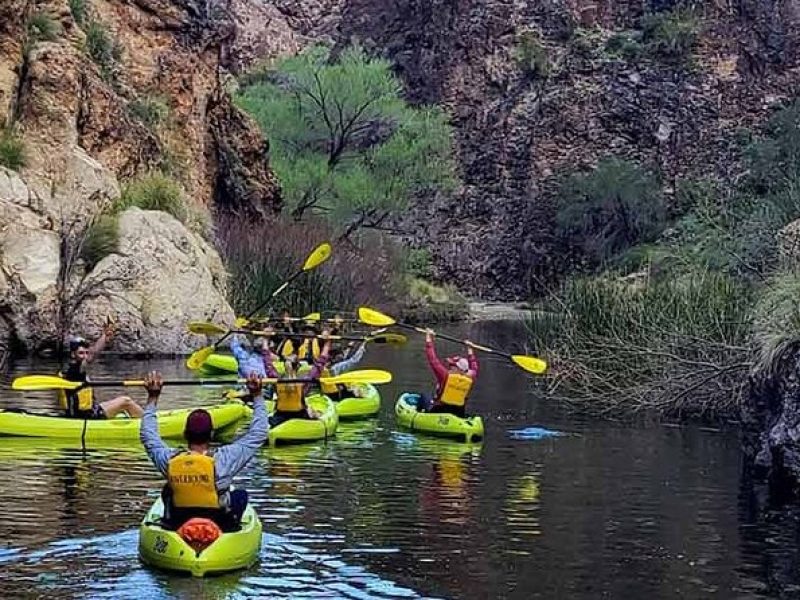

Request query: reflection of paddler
[
  {"left": 269, "top": 459, "right": 302, "bottom": 497},
  {"left": 420, "top": 455, "right": 471, "bottom": 526}
]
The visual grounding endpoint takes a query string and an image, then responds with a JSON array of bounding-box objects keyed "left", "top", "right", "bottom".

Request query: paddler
[
  {"left": 320, "top": 341, "right": 367, "bottom": 401},
  {"left": 420, "top": 329, "right": 478, "bottom": 417},
  {"left": 140, "top": 371, "right": 267, "bottom": 530},
  {"left": 264, "top": 330, "right": 332, "bottom": 427},
  {"left": 296, "top": 321, "right": 322, "bottom": 362},
  {"left": 60, "top": 323, "right": 144, "bottom": 419},
  {"left": 230, "top": 334, "right": 268, "bottom": 379}
]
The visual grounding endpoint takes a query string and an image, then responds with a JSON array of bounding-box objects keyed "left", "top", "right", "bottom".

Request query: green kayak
[{"left": 395, "top": 393, "right": 484, "bottom": 443}]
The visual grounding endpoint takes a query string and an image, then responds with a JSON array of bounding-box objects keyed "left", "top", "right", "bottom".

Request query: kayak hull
[
  {"left": 138, "top": 497, "right": 261, "bottom": 577},
  {"left": 395, "top": 393, "right": 484, "bottom": 443},
  {"left": 0, "top": 403, "right": 246, "bottom": 441},
  {"left": 334, "top": 384, "right": 381, "bottom": 420},
  {"left": 268, "top": 394, "right": 338, "bottom": 446}
]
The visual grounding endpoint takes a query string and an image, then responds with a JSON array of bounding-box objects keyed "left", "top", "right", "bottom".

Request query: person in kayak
[
  {"left": 320, "top": 341, "right": 367, "bottom": 401},
  {"left": 60, "top": 325, "right": 145, "bottom": 419},
  {"left": 296, "top": 321, "right": 322, "bottom": 363},
  {"left": 230, "top": 335, "right": 268, "bottom": 378},
  {"left": 264, "top": 331, "right": 332, "bottom": 427},
  {"left": 420, "top": 329, "right": 478, "bottom": 417},
  {"left": 140, "top": 371, "right": 268, "bottom": 531}
]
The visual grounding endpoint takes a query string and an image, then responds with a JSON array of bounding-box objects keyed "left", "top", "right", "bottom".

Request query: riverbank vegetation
[
  {"left": 528, "top": 100, "right": 800, "bottom": 419},
  {"left": 230, "top": 44, "right": 463, "bottom": 319}
]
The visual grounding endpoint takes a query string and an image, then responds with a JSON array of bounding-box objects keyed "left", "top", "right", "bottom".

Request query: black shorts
[
  {"left": 269, "top": 410, "right": 309, "bottom": 428},
  {"left": 73, "top": 403, "right": 106, "bottom": 420}
]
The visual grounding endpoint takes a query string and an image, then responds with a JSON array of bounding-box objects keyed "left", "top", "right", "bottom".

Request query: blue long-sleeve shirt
[
  {"left": 330, "top": 343, "right": 366, "bottom": 376},
  {"left": 140, "top": 395, "right": 268, "bottom": 499},
  {"left": 230, "top": 336, "right": 267, "bottom": 378}
]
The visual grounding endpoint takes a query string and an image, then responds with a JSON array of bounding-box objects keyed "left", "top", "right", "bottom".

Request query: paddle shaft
[
  {"left": 394, "top": 322, "right": 511, "bottom": 359},
  {"left": 83, "top": 377, "right": 322, "bottom": 388},
  {"left": 231, "top": 330, "right": 371, "bottom": 342}
]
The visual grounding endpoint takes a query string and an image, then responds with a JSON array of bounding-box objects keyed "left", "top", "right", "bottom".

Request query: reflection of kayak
[
  {"left": 395, "top": 393, "right": 484, "bottom": 443},
  {"left": 334, "top": 384, "right": 381, "bottom": 420},
  {"left": 203, "top": 354, "right": 310, "bottom": 375},
  {"left": 138, "top": 497, "right": 261, "bottom": 577},
  {"left": 0, "top": 403, "right": 246, "bottom": 441},
  {"left": 267, "top": 394, "right": 338, "bottom": 447}
]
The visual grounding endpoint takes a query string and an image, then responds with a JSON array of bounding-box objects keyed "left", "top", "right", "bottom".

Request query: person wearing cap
[
  {"left": 60, "top": 323, "right": 144, "bottom": 419},
  {"left": 263, "top": 330, "right": 332, "bottom": 427},
  {"left": 139, "top": 371, "right": 268, "bottom": 530},
  {"left": 421, "top": 329, "right": 479, "bottom": 417}
]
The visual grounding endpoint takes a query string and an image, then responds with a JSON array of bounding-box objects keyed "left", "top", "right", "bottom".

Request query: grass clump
[
  {"left": 400, "top": 277, "right": 468, "bottom": 323},
  {"left": 515, "top": 30, "right": 550, "bottom": 78},
  {"left": 85, "top": 20, "right": 122, "bottom": 82},
  {"left": 128, "top": 96, "right": 169, "bottom": 130},
  {"left": 28, "top": 12, "right": 61, "bottom": 42},
  {"left": 80, "top": 214, "right": 118, "bottom": 270},
  {"left": 69, "top": 0, "right": 87, "bottom": 26},
  {"left": 640, "top": 8, "right": 700, "bottom": 63},
  {"left": 115, "top": 173, "right": 186, "bottom": 221},
  {"left": 0, "top": 129, "right": 26, "bottom": 171}
]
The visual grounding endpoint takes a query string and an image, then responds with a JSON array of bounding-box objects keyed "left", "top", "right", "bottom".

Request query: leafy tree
[
  {"left": 236, "top": 45, "right": 458, "bottom": 236},
  {"left": 557, "top": 158, "right": 667, "bottom": 263}
]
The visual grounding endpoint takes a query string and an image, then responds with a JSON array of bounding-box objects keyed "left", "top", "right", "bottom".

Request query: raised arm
[
  {"left": 214, "top": 373, "right": 268, "bottom": 488},
  {"left": 85, "top": 321, "right": 115, "bottom": 364},
  {"left": 331, "top": 342, "right": 366, "bottom": 376},
  {"left": 465, "top": 342, "right": 479, "bottom": 378},
  {"left": 230, "top": 335, "right": 250, "bottom": 364},
  {"left": 139, "top": 372, "right": 173, "bottom": 476},
  {"left": 425, "top": 330, "right": 448, "bottom": 381}
]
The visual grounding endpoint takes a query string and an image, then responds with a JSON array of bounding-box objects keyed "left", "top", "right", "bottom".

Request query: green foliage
[
  {"left": 557, "top": 158, "right": 667, "bottom": 263},
  {"left": 401, "top": 277, "right": 468, "bottom": 323},
  {"left": 752, "top": 272, "right": 800, "bottom": 373},
  {"left": 128, "top": 95, "right": 169, "bottom": 130},
  {"left": 115, "top": 173, "right": 186, "bottom": 221},
  {"left": 604, "top": 32, "right": 643, "bottom": 61},
  {"left": 236, "top": 44, "right": 458, "bottom": 231},
  {"left": 85, "top": 20, "right": 122, "bottom": 81},
  {"left": 69, "top": 0, "right": 87, "bottom": 26},
  {"left": 640, "top": 8, "right": 700, "bottom": 62},
  {"left": 28, "top": 12, "right": 61, "bottom": 42},
  {"left": 515, "top": 30, "right": 550, "bottom": 77},
  {"left": 745, "top": 100, "right": 800, "bottom": 193},
  {"left": 81, "top": 214, "right": 118, "bottom": 270},
  {"left": 0, "top": 129, "right": 26, "bottom": 171},
  {"left": 404, "top": 247, "right": 434, "bottom": 279}
]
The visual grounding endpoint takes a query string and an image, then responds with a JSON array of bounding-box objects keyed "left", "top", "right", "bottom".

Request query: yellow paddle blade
[
  {"left": 186, "top": 345, "right": 215, "bottom": 370},
  {"left": 12, "top": 375, "right": 81, "bottom": 391},
  {"left": 511, "top": 355, "right": 548, "bottom": 375},
  {"left": 302, "top": 312, "right": 321, "bottom": 322},
  {"left": 187, "top": 321, "right": 227, "bottom": 336},
  {"left": 303, "top": 242, "right": 332, "bottom": 271},
  {"left": 357, "top": 306, "right": 396, "bottom": 327},
  {"left": 324, "top": 369, "right": 392, "bottom": 386},
  {"left": 234, "top": 317, "right": 250, "bottom": 329}
]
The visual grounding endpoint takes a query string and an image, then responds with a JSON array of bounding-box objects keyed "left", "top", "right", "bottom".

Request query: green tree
[
  {"left": 557, "top": 158, "right": 667, "bottom": 263},
  {"left": 236, "top": 45, "right": 458, "bottom": 235}
]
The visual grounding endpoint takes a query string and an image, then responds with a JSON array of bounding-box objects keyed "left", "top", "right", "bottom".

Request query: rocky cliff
[
  {"left": 222, "top": 0, "right": 800, "bottom": 299},
  {"left": 0, "top": 0, "right": 280, "bottom": 355}
]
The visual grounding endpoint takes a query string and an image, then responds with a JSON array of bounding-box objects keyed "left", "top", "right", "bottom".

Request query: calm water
[{"left": 0, "top": 321, "right": 795, "bottom": 598}]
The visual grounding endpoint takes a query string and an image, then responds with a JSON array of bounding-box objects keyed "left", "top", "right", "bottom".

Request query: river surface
[{"left": 0, "top": 321, "right": 796, "bottom": 599}]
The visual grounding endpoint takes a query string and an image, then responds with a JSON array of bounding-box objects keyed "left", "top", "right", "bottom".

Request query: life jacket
[
  {"left": 297, "top": 338, "right": 320, "bottom": 362},
  {"left": 57, "top": 364, "right": 94, "bottom": 414},
  {"left": 278, "top": 338, "right": 296, "bottom": 358},
  {"left": 319, "top": 367, "right": 339, "bottom": 395},
  {"left": 275, "top": 382, "right": 304, "bottom": 412},
  {"left": 167, "top": 452, "right": 220, "bottom": 509},
  {"left": 438, "top": 373, "right": 473, "bottom": 407}
]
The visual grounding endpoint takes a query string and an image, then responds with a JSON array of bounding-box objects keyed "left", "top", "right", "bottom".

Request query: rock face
[
  {"left": 0, "top": 0, "right": 279, "bottom": 354},
  {"left": 72, "top": 208, "right": 234, "bottom": 354},
  {"left": 226, "top": 0, "right": 800, "bottom": 299}
]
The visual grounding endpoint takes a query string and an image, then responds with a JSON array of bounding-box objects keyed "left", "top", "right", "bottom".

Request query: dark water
[{"left": 0, "top": 321, "right": 796, "bottom": 598}]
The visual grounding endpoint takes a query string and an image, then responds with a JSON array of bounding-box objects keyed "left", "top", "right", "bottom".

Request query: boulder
[{"left": 72, "top": 207, "right": 234, "bottom": 354}]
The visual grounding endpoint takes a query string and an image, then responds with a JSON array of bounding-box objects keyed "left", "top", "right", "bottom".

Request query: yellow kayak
[
  {"left": 334, "top": 384, "right": 381, "bottom": 420},
  {"left": 138, "top": 497, "right": 261, "bottom": 577},
  {"left": 267, "top": 394, "right": 338, "bottom": 446},
  {"left": 395, "top": 393, "right": 484, "bottom": 443},
  {"left": 0, "top": 403, "right": 246, "bottom": 441}
]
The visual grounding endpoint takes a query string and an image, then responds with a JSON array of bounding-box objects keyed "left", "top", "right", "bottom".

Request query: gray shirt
[{"left": 140, "top": 395, "right": 268, "bottom": 494}]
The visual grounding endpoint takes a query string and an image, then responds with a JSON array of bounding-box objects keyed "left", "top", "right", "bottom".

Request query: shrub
[
  {"left": 404, "top": 247, "right": 433, "bottom": 279},
  {"left": 80, "top": 214, "right": 118, "bottom": 270},
  {"left": 28, "top": 12, "right": 61, "bottom": 42},
  {"left": 557, "top": 158, "right": 667, "bottom": 264},
  {"left": 515, "top": 30, "right": 550, "bottom": 77},
  {"left": 115, "top": 173, "right": 186, "bottom": 221},
  {"left": 0, "top": 129, "right": 26, "bottom": 171},
  {"left": 640, "top": 9, "right": 700, "bottom": 62},
  {"left": 85, "top": 20, "right": 122, "bottom": 81},
  {"left": 605, "top": 32, "right": 644, "bottom": 61},
  {"left": 128, "top": 96, "right": 169, "bottom": 129},
  {"left": 401, "top": 276, "right": 468, "bottom": 323},
  {"left": 69, "top": 0, "right": 87, "bottom": 26}
]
